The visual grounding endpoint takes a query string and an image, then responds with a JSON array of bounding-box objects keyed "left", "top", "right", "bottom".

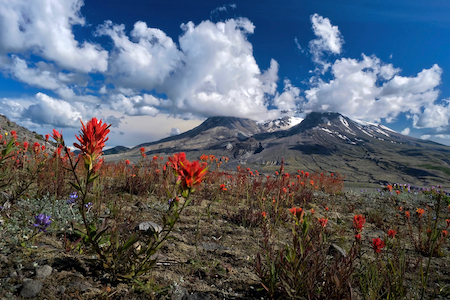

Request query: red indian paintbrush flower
[
  {"left": 289, "top": 207, "right": 303, "bottom": 219},
  {"left": 219, "top": 184, "right": 227, "bottom": 191},
  {"left": 416, "top": 208, "right": 425, "bottom": 218},
  {"left": 388, "top": 229, "right": 397, "bottom": 238},
  {"left": 169, "top": 152, "right": 207, "bottom": 192},
  {"left": 318, "top": 218, "right": 328, "bottom": 228},
  {"left": 73, "top": 118, "right": 110, "bottom": 167},
  {"left": 353, "top": 215, "right": 366, "bottom": 232},
  {"left": 372, "top": 238, "right": 386, "bottom": 253}
]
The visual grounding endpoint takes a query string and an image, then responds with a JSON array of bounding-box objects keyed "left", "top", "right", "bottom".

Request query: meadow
[{"left": 0, "top": 118, "right": 449, "bottom": 299}]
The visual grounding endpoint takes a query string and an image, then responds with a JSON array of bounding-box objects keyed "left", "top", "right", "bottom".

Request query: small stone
[
  {"left": 20, "top": 279, "right": 43, "bottom": 298},
  {"left": 328, "top": 244, "right": 347, "bottom": 258},
  {"left": 136, "top": 221, "right": 163, "bottom": 235},
  {"left": 0, "top": 254, "right": 8, "bottom": 264},
  {"left": 9, "top": 270, "right": 18, "bottom": 278},
  {"left": 57, "top": 286, "right": 66, "bottom": 294},
  {"left": 36, "top": 265, "right": 52, "bottom": 279}
]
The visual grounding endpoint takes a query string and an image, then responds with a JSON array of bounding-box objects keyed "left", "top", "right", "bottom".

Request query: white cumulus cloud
[
  {"left": 101, "top": 18, "right": 283, "bottom": 121},
  {"left": 0, "top": 0, "right": 108, "bottom": 73},
  {"left": 109, "top": 94, "right": 160, "bottom": 116},
  {"left": 1, "top": 93, "right": 99, "bottom": 128},
  {"left": 401, "top": 127, "right": 410, "bottom": 135},
  {"left": 96, "top": 20, "right": 182, "bottom": 90},
  {"left": 305, "top": 54, "right": 442, "bottom": 123},
  {"left": 309, "top": 14, "right": 344, "bottom": 70}
]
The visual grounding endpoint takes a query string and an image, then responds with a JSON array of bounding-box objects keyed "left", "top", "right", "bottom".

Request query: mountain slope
[{"left": 104, "top": 112, "right": 450, "bottom": 187}]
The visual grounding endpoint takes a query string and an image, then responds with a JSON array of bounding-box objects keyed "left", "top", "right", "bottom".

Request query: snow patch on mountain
[{"left": 259, "top": 116, "right": 304, "bottom": 132}]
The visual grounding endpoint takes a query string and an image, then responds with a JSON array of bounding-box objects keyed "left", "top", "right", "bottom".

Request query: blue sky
[{"left": 1, "top": 0, "right": 450, "bottom": 148}]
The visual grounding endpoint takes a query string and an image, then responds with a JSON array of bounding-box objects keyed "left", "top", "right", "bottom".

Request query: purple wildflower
[
  {"left": 33, "top": 214, "right": 51, "bottom": 232},
  {"left": 67, "top": 191, "right": 78, "bottom": 204}
]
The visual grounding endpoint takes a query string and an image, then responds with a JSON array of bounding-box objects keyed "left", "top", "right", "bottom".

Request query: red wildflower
[
  {"left": 219, "top": 184, "right": 227, "bottom": 191},
  {"left": 169, "top": 152, "right": 207, "bottom": 191},
  {"left": 262, "top": 212, "right": 267, "bottom": 218},
  {"left": 41, "top": 145, "right": 45, "bottom": 151},
  {"left": 325, "top": 207, "right": 329, "bottom": 211},
  {"left": 140, "top": 147, "right": 145, "bottom": 154},
  {"left": 33, "top": 142, "right": 40, "bottom": 154},
  {"left": 168, "top": 152, "right": 188, "bottom": 173},
  {"left": 289, "top": 207, "right": 303, "bottom": 219},
  {"left": 355, "top": 234, "right": 361, "bottom": 241},
  {"left": 11, "top": 130, "right": 17, "bottom": 140},
  {"left": 353, "top": 215, "right": 366, "bottom": 231},
  {"left": 275, "top": 171, "right": 279, "bottom": 176},
  {"left": 125, "top": 159, "right": 130, "bottom": 165},
  {"left": 416, "top": 208, "right": 425, "bottom": 218},
  {"left": 442, "top": 230, "right": 448, "bottom": 237},
  {"left": 388, "top": 229, "right": 397, "bottom": 238},
  {"left": 446, "top": 219, "right": 450, "bottom": 227},
  {"left": 310, "top": 208, "right": 315, "bottom": 214},
  {"left": 305, "top": 172, "right": 309, "bottom": 178},
  {"left": 51, "top": 129, "right": 62, "bottom": 143},
  {"left": 45, "top": 134, "right": 50, "bottom": 142},
  {"left": 405, "top": 211, "right": 410, "bottom": 218},
  {"left": 23, "top": 141, "right": 29, "bottom": 151},
  {"left": 386, "top": 185, "right": 393, "bottom": 192},
  {"left": 372, "top": 238, "right": 386, "bottom": 253},
  {"left": 73, "top": 118, "right": 110, "bottom": 167},
  {"left": 318, "top": 218, "right": 328, "bottom": 228},
  {"left": 396, "top": 190, "right": 401, "bottom": 195},
  {"left": 310, "top": 180, "right": 314, "bottom": 185}
]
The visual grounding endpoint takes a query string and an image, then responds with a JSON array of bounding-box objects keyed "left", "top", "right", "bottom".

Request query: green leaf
[
  {"left": 87, "top": 173, "right": 99, "bottom": 183},
  {"left": 120, "top": 234, "right": 139, "bottom": 252},
  {"left": 69, "top": 181, "right": 81, "bottom": 191},
  {"left": 93, "top": 226, "right": 110, "bottom": 243}
]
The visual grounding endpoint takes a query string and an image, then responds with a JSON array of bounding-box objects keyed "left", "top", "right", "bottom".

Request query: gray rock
[
  {"left": 36, "top": 265, "right": 52, "bottom": 279},
  {"left": 57, "top": 285, "right": 66, "bottom": 294},
  {"left": 201, "top": 242, "right": 230, "bottom": 251},
  {"left": 328, "top": 244, "right": 347, "bottom": 258},
  {"left": 136, "top": 221, "right": 163, "bottom": 236},
  {"left": 20, "top": 279, "right": 43, "bottom": 298}
]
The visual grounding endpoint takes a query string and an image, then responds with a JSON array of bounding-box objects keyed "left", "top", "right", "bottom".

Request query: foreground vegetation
[{"left": 0, "top": 119, "right": 449, "bottom": 299}]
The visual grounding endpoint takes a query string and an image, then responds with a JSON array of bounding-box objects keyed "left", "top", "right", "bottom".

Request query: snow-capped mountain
[{"left": 105, "top": 112, "right": 450, "bottom": 187}]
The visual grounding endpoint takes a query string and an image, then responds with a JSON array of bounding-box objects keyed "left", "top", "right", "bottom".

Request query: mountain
[
  {"left": 103, "top": 145, "right": 130, "bottom": 155},
  {"left": 104, "top": 112, "right": 450, "bottom": 187},
  {"left": 0, "top": 114, "right": 53, "bottom": 149}
]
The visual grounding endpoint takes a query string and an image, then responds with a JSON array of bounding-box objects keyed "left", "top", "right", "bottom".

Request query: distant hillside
[
  {"left": 103, "top": 146, "right": 130, "bottom": 155},
  {"left": 0, "top": 115, "right": 55, "bottom": 150},
  {"left": 101, "top": 112, "right": 450, "bottom": 188}
]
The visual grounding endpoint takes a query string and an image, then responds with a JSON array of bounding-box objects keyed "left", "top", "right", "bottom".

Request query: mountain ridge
[{"left": 101, "top": 112, "right": 450, "bottom": 187}]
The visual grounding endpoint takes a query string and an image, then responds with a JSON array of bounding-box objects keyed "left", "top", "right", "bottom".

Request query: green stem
[{"left": 420, "top": 192, "right": 442, "bottom": 299}]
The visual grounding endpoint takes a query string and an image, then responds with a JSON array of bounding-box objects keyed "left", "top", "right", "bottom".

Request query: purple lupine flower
[
  {"left": 33, "top": 214, "right": 51, "bottom": 232},
  {"left": 67, "top": 191, "right": 78, "bottom": 204},
  {"left": 85, "top": 202, "right": 92, "bottom": 209}
]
